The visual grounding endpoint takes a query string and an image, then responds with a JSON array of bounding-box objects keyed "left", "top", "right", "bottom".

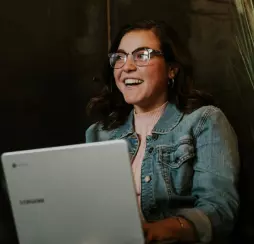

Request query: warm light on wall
[{"left": 207, "top": 0, "right": 232, "bottom": 3}]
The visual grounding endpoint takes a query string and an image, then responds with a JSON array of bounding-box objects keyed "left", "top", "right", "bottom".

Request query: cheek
[
  {"left": 113, "top": 70, "right": 123, "bottom": 91},
  {"left": 145, "top": 65, "right": 168, "bottom": 85},
  {"left": 113, "top": 70, "right": 121, "bottom": 83}
]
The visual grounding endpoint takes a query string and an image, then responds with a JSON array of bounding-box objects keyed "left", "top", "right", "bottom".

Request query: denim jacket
[{"left": 85, "top": 103, "right": 240, "bottom": 243}]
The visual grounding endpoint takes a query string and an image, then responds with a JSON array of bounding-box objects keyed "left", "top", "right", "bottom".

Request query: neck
[{"left": 134, "top": 100, "right": 168, "bottom": 114}]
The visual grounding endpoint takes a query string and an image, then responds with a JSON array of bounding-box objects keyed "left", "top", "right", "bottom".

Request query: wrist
[{"left": 173, "top": 216, "right": 197, "bottom": 242}]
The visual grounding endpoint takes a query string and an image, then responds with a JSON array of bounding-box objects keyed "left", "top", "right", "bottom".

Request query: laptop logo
[
  {"left": 19, "top": 198, "right": 45, "bottom": 205},
  {"left": 12, "top": 162, "right": 28, "bottom": 168}
]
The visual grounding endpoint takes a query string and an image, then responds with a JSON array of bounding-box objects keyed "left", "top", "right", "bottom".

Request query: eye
[
  {"left": 112, "top": 53, "right": 125, "bottom": 61},
  {"left": 109, "top": 53, "right": 126, "bottom": 68},
  {"left": 110, "top": 53, "right": 125, "bottom": 65},
  {"left": 134, "top": 50, "right": 149, "bottom": 61}
]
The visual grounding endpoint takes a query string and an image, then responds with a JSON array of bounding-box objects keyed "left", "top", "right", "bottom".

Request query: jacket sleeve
[
  {"left": 176, "top": 107, "right": 240, "bottom": 243},
  {"left": 85, "top": 123, "right": 98, "bottom": 143},
  {"left": 85, "top": 123, "right": 111, "bottom": 143}
]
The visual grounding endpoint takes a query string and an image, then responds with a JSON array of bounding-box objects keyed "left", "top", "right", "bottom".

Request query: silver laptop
[{"left": 1, "top": 140, "right": 144, "bottom": 244}]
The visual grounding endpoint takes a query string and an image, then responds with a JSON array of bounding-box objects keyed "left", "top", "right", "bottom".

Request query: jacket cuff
[{"left": 175, "top": 208, "right": 212, "bottom": 243}]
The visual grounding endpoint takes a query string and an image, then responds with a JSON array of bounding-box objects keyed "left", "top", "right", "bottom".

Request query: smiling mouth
[{"left": 124, "top": 79, "right": 144, "bottom": 86}]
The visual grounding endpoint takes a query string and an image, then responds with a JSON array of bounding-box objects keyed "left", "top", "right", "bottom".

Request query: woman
[{"left": 86, "top": 20, "right": 239, "bottom": 243}]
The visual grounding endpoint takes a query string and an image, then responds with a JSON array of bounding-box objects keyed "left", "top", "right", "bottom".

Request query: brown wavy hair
[{"left": 87, "top": 20, "right": 214, "bottom": 130}]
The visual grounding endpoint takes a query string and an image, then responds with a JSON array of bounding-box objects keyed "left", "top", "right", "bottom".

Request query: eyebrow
[{"left": 116, "top": 46, "right": 153, "bottom": 54}]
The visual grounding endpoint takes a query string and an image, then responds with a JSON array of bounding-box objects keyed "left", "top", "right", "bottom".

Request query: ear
[{"left": 168, "top": 65, "right": 179, "bottom": 79}]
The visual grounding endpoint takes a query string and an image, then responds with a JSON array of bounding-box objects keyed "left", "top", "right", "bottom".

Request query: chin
[
  {"left": 123, "top": 95, "right": 146, "bottom": 106},
  {"left": 124, "top": 99, "right": 141, "bottom": 105},
  {"left": 124, "top": 101, "right": 136, "bottom": 105}
]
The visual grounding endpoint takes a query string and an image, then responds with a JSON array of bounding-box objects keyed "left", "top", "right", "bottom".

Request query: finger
[
  {"left": 143, "top": 222, "right": 151, "bottom": 231},
  {"left": 146, "top": 230, "right": 163, "bottom": 242},
  {"left": 142, "top": 222, "right": 149, "bottom": 229},
  {"left": 146, "top": 231, "right": 154, "bottom": 243}
]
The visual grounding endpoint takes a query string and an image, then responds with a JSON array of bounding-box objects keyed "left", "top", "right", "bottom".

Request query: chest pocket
[{"left": 157, "top": 135, "right": 195, "bottom": 196}]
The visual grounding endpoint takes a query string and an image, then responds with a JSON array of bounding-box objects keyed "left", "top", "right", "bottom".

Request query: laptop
[{"left": 1, "top": 140, "right": 145, "bottom": 244}]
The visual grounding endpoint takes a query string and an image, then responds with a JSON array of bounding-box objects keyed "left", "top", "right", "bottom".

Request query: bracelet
[{"left": 174, "top": 216, "right": 184, "bottom": 229}]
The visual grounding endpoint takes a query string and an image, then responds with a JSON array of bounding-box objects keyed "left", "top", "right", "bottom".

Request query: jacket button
[
  {"left": 145, "top": 176, "right": 151, "bottom": 183},
  {"left": 148, "top": 147, "right": 154, "bottom": 153},
  {"left": 152, "top": 134, "right": 158, "bottom": 140}
]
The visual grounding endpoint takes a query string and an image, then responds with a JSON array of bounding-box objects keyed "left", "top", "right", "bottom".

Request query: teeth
[{"left": 125, "top": 79, "right": 144, "bottom": 85}]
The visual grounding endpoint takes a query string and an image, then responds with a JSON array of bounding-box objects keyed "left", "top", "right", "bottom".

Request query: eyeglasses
[{"left": 108, "top": 48, "right": 163, "bottom": 69}]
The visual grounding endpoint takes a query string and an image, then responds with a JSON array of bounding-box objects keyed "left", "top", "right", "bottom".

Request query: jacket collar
[{"left": 110, "top": 103, "right": 183, "bottom": 139}]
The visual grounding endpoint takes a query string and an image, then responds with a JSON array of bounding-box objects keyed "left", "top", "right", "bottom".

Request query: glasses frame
[{"left": 108, "top": 48, "right": 164, "bottom": 69}]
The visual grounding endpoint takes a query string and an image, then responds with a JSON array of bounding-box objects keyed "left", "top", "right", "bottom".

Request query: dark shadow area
[{"left": 0, "top": 0, "right": 108, "bottom": 243}]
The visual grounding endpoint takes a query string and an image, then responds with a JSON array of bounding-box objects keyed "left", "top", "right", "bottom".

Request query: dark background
[{"left": 1, "top": 0, "right": 254, "bottom": 243}]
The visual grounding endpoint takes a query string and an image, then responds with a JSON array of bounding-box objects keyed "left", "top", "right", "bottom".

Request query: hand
[
  {"left": 143, "top": 217, "right": 197, "bottom": 243},
  {"left": 143, "top": 218, "right": 178, "bottom": 243}
]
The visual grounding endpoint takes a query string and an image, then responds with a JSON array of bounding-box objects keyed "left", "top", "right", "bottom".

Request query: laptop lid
[{"left": 1, "top": 140, "right": 144, "bottom": 244}]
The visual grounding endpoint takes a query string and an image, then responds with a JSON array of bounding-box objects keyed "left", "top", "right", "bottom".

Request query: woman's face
[{"left": 113, "top": 30, "right": 171, "bottom": 113}]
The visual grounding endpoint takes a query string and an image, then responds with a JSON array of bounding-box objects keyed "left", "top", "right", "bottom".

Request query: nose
[{"left": 123, "top": 54, "right": 137, "bottom": 72}]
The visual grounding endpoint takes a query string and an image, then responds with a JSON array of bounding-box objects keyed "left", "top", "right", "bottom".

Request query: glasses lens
[
  {"left": 109, "top": 53, "right": 126, "bottom": 68},
  {"left": 133, "top": 50, "right": 149, "bottom": 66}
]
